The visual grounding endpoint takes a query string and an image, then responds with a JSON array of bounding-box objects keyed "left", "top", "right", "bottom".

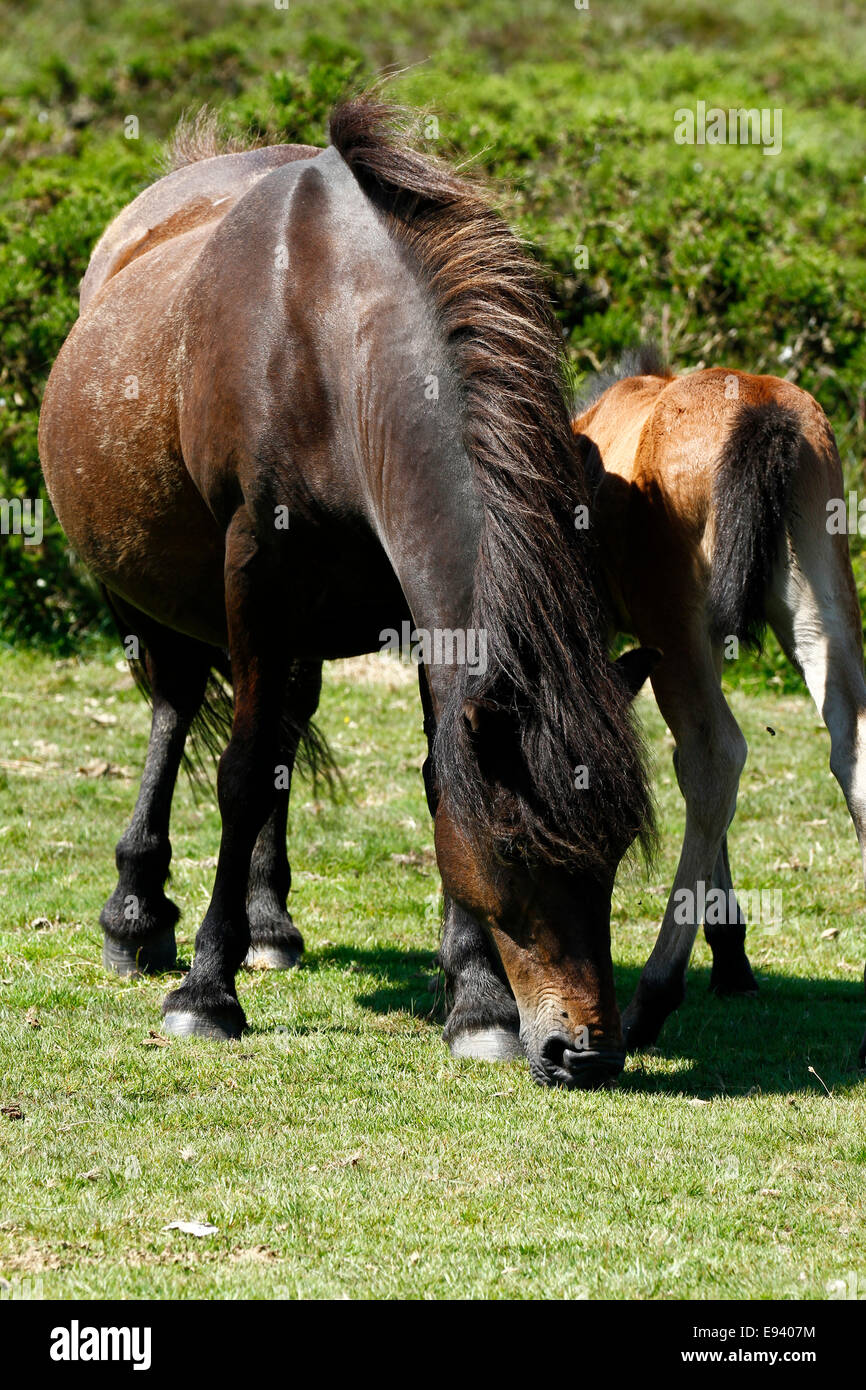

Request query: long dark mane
[{"left": 330, "top": 97, "right": 654, "bottom": 870}]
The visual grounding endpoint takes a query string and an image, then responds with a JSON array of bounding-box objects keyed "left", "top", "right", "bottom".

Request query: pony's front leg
[
  {"left": 416, "top": 669, "right": 521, "bottom": 1060},
  {"left": 440, "top": 898, "right": 522, "bottom": 1061},
  {"left": 162, "top": 512, "right": 284, "bottom": 1039}
]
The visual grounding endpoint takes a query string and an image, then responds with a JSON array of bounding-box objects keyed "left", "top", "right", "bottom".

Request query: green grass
[{"left": 0, "top": 647, "right": 864, "bottom": 1299}]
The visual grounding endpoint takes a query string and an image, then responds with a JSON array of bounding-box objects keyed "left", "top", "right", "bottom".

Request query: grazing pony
[
  {"left": 38, "top": 99, "right": 655, "bottom": 1089},
  {"left": 563, "top": 350, "right": 865, "bottom": 1064}
]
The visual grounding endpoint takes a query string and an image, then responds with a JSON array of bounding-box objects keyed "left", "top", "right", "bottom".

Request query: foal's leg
[
  {"left": 766, "top": 520, "right": 866, "bottom": 1066},
  {"left": 622, "top": 643, "right": 748, "bottom": 1049},
  {"left": 244, "top": 662, "right": 323, "bottom": 970},
  {"left": 162, "top": 511, "right": 286, "bottom": 1039},
  {"left": 670, "top": 740, "right": 757, "bottom": 996},
  {"left": 706, "top": 833, "right": 758, "bottom": 995},
  {"left": 100, "top": 611, "right": 215, "bottom": 975}
]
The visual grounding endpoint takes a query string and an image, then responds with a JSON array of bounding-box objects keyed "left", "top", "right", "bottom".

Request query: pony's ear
[
  {"left": 463, "top": 700, "right": 483, "bottom": 734},
  {"left": 613, "top": 646, "right": 662, "bottom": 700},
  {"left": 463, "top": 698, "right": 504, "bottom": 735}
]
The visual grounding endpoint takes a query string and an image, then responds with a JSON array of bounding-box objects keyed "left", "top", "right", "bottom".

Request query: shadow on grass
[
  {"left": 302, "top": 943, "right": 445, "bottom": 1019},
  {"left": 614, "top": 963, "right": 866, "bottom": 1098},
  {"left": 294, "top": 945, "right": 865, "bottom": 1098}
]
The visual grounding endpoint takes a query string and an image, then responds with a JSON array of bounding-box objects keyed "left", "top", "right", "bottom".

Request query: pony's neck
[
  {"left": 364, "top": 367, "right": 484, "bottom": 707},
  {"left": 337, "top": 240, "right": 484, "bottom": 674}
]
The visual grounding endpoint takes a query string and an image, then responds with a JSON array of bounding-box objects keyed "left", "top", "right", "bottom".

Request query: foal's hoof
[
  {"left": 709, "top": 958, "right": 759, "bottom": 997},
  {"left": 622, "top": 1003, "right": 666, "bottom": 1053},
  {"left": 244, "top": 941, "right": 302, "bottom": 971},
  {"left": 448, "top": 1027, "right": 524, "bottom": 1062},
  {"left": 102, "top": 927, "right": 177, "bottom": 977},
  {"left": 622, "top": 978, "right": 685, "bottom": 1052}
]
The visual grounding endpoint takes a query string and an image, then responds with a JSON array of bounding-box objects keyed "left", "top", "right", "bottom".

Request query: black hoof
[
  {"left": 100, "top": 887, "right": 179, "bottom": 976},
  {"left": 244, "top": 912, "right": 303, "bottom": 971},
  {"left": 162, "top": 989, "right": 246, "bottom": 1041},
  {"left": 622, "top": 973, "right": 683, "bottom": 1045},
  {"left": 442, "top": 991, "right": 521, "bottom": 1055},
  {"left": 622, "top": 1012, "right": 663, "bottom": 1052},
  {"left": 244, "top": 925, "right": 303, "bottom": 971},
  {"left": 244, "top": 943, "right": 300, "bottom": 970},
  {"left": 622, "top": 983, "right": 683, "bottom": 1052},
  {"left": 709, "top": 956, "right": 759, "bottom": 997},
  {"left": 102, "top": 926, "right": 178, "bottom": 977},
  {"left": 161, "top": 1010, "right": 243, "bottom": 1041}
]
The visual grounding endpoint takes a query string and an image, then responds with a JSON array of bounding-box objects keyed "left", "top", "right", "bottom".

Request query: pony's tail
[{"left": 706, "top": 400, "right": 802, "bottom": 650}]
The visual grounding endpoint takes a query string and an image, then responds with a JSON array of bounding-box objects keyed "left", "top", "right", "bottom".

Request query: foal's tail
[{"left": 706, "top": 399, "right": 803, "bottom": 649}]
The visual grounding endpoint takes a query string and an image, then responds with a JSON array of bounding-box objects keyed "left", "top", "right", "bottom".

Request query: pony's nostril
[
  {"left": 562, "top": 1046, "right": 588, "bottom": 1070},
  {"left": 541, "top": 1035, "right": 569, "bottom": 1071},
  {"left": 539, "top": 1034, "right": 625, "bottom": 1089}
]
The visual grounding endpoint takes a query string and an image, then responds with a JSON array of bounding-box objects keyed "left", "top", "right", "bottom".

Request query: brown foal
[{"left": 571, "top": 355, "right": 866, "bottom": 1065}]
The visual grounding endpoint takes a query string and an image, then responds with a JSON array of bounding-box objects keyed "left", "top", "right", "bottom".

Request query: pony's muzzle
[{"left": 536, "top": 1034, "right": 625, "bottom": 1089}]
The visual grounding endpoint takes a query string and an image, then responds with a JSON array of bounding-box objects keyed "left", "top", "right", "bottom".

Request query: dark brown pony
[
  {"left": 38, "top": 100, "right": 655, "bottom": 1089},
  {"left": 565, "top": 350, "right": 865, "bottom": 1065}
]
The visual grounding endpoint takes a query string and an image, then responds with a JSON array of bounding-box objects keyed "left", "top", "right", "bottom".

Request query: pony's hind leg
[
  {"left": 765, "top": 511, "right": 866, "bottom": 1066},
  {"left": 100, "top": 602, "right": 215, "bottom": 975},
  {"left": 244, "top": 661, "right": 323, "bottom": 971},
  {"left": 243, "top": 795, "right": 297, "bottom": 970},
  {"left": 440, "top": 899, "right": 523, "bottom": 1061}
]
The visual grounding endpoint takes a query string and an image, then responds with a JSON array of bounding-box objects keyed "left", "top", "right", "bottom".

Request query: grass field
[{"left": 0, "top": 646, "right": 864, "bottom": 1299}]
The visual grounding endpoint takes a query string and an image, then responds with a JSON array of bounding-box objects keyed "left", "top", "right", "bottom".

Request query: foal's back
[{"left": 572, "top": 366, "right": 841, "bottom": 646}]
